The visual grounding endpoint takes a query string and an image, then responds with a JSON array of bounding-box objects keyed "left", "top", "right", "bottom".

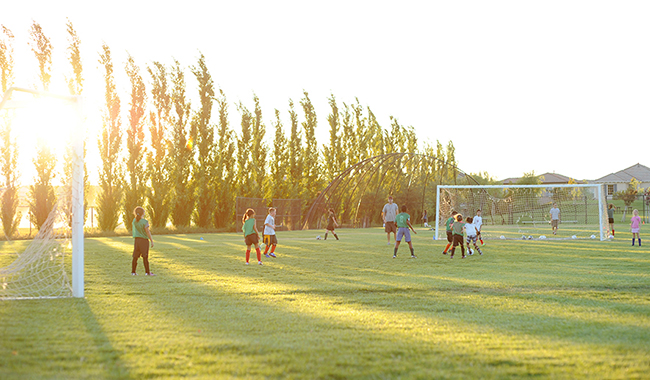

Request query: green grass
[{"left": 1, "top": 228, "right": 649, "bottom": 379}]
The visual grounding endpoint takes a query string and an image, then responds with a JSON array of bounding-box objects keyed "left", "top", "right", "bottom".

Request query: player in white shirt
[
  {"left": 465, "top": 216, "right": 483, "bottom": 255},
  {"left": 263, "top": 208, "right": 279, "bottom": 258},
  {"left": 474, "top": 209, "right": 484, "bottom": 246}
]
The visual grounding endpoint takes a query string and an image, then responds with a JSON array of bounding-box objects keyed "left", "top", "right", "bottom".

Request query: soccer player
[
  {"left": 607, "top": 204, "right": 615, "bottom": 237},
  {"left": 442, "top": 210, "right": 458, "bottom": 254},
  {"left": 393, "top": 205, "right": 417, "bottom": 258},
  {"left": 630, "top": 209, "right": 642, "bottom": 246},
  {"left": 382, "top": 196, "right": 399, "bottom": 244},
  {"left": 131, "top": 206, "right": 154, "bottom": 276},
  {"left": 324, "top": 208, "right": 339, "bottom": 240},
  {"left": 449, "top": 214, "right": 466, "bottom": 259},
  {"left": 474, "top": 209, "right": 485, "bottom": 245},
  {"left": 263, "top": 207, "right": 278, "bottom": 258},
  {"left": 242, "top": 208, "right": 263, "bottom": 265},
  {"left": 549, "top": 203, "right": 561, "bottom": 235},
  {"left": 465, "top": 216, "right": 482, "bottom": 255}
]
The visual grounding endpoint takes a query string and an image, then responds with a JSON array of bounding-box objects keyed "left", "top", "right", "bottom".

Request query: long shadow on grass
[{"left": 87, "top": 235, "right": 650, "bottom": 378}]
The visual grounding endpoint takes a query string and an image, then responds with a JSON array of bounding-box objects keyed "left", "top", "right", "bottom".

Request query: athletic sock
[
  {"left": 612, "top": 230, "right": 615, "bottom": 236},
  {"left": 394, "top": 247, "right": 398, "bottom": 256},
  {"left": 632, "top": 238, "right": 635, "bottom": 246},
  {"left": 245, "top": 249, "right": 251, "bottom": 263},
  {"left": 324, "top": 233, "right": 328, "bottom": 240},
  {"left": 256, "top": 247, "right": 261, "bottom": 262},
  {"left": 639, "top": 238, "right": 642, "bottom": 246},
  {"left": 271, "top": 245, "right": 276, "bottom": 253},
  {"left": 263, "top": 245, "right": 270, "bottom": 255},
  {"left": 444, "top": 243, "right": 451, "bottom": 252},
  {"left": 410, "top": 247, "right": 414, "bottom": 256},
  {"left": 334, "top": 233, "right": 339, "bottom": 240}
]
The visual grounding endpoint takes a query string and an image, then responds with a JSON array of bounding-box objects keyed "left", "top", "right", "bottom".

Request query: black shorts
[
  {"left": 264, "top": 234, "right": 278, "bottom": 246},
  {"left": 608, "top": 218, "right": 614, "bottom": 224},
  {"left": 446, "top": 231, "right": 453, "bottom": 243},
  {"left": 245, "top": 234, "right": 259, "bottom": 246},
  {"left": 133, "top": 237, "right": 149, "bottom": 258},
  {"left": 452, "top": 234, "right": 464, "bottom": 247}
]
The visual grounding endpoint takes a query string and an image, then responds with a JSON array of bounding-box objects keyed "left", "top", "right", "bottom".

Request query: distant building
[
  {"left": 592, "top": 163, "right": 650, "bottom": 198},
  {"left": 502, "top": 172, "right": 582, "bottom": 185}
]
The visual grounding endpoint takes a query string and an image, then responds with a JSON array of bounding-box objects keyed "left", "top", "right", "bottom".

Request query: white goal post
[
  {"left": 0, "top": 87, "right": 85, "bottom": 298},
  {"left": 435, "top": 184, "right": 608, "bottom": 241}
]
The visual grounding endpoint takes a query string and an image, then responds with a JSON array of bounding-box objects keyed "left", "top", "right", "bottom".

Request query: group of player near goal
[{"left": 124, "top": 196, "right": 643, "bottom": 273}]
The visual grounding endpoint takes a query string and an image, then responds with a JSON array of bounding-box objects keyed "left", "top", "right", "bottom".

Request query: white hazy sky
[{"left": 5, "top": 0, "right": 650, "bottom": 183}]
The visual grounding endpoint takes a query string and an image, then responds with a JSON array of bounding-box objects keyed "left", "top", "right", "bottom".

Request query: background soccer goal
[
  {"left": 0, "top": 87, "right": 85, "bottom": 299},
  {"left": 435, "top": 184, "right": 608, "bottom": 241}
]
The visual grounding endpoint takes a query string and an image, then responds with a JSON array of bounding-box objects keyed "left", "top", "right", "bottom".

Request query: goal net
[
  {"left": 0, "top": 87, "right": 85, "bottom": 299},
  {"left": 435, "top": 184, "right": 608, "bottom": 241}
]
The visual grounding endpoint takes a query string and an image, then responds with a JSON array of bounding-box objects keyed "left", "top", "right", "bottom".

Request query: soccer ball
[
  {"left": 316, "top": 235, "right": 322, "bottom": 240},
  {"left": 500, "top": 235, "right": 506, "bottom": 240},
  {"left": 571, "top": 235, "right": 577, "bottom": 239},
  {"left": 528, "top": 235, "right": 533, "bottom": 240},
  {"left": 608, "top": 235, "right": 614, "bottom": 239},
  {"left": 521, "top": 235, "right": 527, "bottom": 240},
  {"left": 539, "top": 235, "right": 547, "bottom": 239},
  {"left": 590, "top": 234, "right": 596, "bottom": 239}
]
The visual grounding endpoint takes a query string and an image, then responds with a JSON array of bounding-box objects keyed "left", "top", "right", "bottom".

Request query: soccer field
[{"left": 1, "top": 227, "right": 649, "bottom": 379}]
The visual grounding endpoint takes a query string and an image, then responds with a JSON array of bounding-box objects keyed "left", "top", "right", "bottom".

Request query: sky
[{"left": 4, "top": 0, "right": 650, "bottom": 184}]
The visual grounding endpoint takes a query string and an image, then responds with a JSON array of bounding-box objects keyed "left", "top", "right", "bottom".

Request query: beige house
[
  {"left": 592, "top": 163, "right": 650, "bottom": 198},
  {"left": 502, "top": 172, "right": 582, "bottom": 185}
]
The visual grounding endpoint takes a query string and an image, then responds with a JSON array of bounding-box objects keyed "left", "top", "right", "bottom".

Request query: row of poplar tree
[{"left": 0, "top": 21, "right": 460, "bottom": 235}]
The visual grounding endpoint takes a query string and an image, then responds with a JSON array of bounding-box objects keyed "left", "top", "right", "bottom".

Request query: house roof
[
  {"left": 593, "top": 163, "right": 650, "bottom": 183},
  {"left": 502, "top": 172, "right": 582, "bottom": 185}
]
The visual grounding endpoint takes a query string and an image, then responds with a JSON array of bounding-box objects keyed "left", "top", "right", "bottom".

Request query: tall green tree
[
  {"left": 146, "top": 61, "right": 172, "bottom": 229},
  {"left": 169, "top": 59, "right": 194, "bottom": 228},
  {"left": 339, "top": 102, "right": 355, "bottom": 169},
  {"left": 213, "top": 89, "right": 235, "bottom": 228},
  {"left": 250, "top": 95, "right": 267, "bottom": 198},
  {"left": 287, "top": 100, "right": 303, "bottom": 199},
  {"left": 122, "top": 55, "right": 147, "bottom": 232},
  {"left": 366, "top": 107, "right": 384, "bottom": 158},
  {"left": 235, "top": 102, "right": 254, "bottom": 198},
  {"left": 28, "top": 21, "right": 56, "bottom": 231},
  {"left": 323, "top": 94, "right": 344, "bottom": 182},
  {"left": 267, "top": 109, "right": 289, "bottom": 199},
  {"left": 0, "top": 25, "right": 21, "bottom": 237},
  {"left": 190, "top": 53, "right": 216, "bottom": 228},
  {"left": 96, "top": 43, "right": 123, "bottom": 232},
  {"left": 300, "top": 91, "right": 321, "bottom": 201},
  {"left": 62, "top": 20, "right": 88, "bottom": 227}
]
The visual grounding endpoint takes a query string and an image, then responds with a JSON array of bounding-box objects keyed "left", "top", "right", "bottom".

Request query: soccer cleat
[
  {"left": 461, "top": 255, "right": 466, "bottom": 259},
  {"left": 245, "top": 262, "right": 249, "bottom": 265},
  {"left": 258, "top": 261, "right": 263, "bottom": 265},
  {"left": 442, "top": 251, "right": 447, "bottom": 255},
  {"left": 131, "top": 273, "right": 137, "bottom": 276},
  {"left": 478, "top": 249, "right": 483, "bottom": 255},
  {"left": 387, "top": 242, "right": 392, "bottom": 245},
  {"left": 393, "top": 255, "right": 396, "bottom": 258},
  {"left": 145, "top": 273, "right": 155, "bottom": 276},
  {"left": 411, "top": 254, "right": 417, "bottom": 259},
  {"left": 265, "top": 254, "right": 270, "bottom": 258},
  {"left": 269, "top": 253, "right": 277, "bottom": 258}
]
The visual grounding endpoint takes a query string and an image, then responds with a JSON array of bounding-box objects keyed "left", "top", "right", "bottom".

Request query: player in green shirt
[
  {"left": 393, "top": 205, "right": 417, "bottom": 258},
  {"left": 449, "top": 214, "right": 466, "bottom": 259},
  {"left": 442, "top": 211, "right": 458, "bottom": 254},
  {"left": 131, "top": 206, "right": 154, "bottom": 276},
  {"left": 242, "top": 208, "right": 263, "bottom": 265}
]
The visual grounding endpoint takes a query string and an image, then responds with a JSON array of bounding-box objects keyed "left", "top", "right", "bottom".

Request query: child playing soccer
[
  {"left": 442, "top": 210, "right": 458, "bottom": 255},
  {"left": 393, "top": 205, "right": 417, "bottom": 258},
  {"left": 263, "top": 207, "right": 278, "bottom": 258},
  {"left": 449, "top": 214, "right": 466, "bottom": 259},
  {"left": 325, "top": 208, "right": 339, "bottom": 240},
  {"left": 607, "top": 204, "right": 615, "bottom": 237},
  {"left": 630, "top": 209, "right": 642, "bottom": 246},
  {"left": 474, "top": 209, "right": 484, "bottom": 246},
  {"left": 465, "top": 216, "right": 482, "bottom": 255},
  {"left": 242, "top": 208, "right": 263, "bottom": 265},
  {"left": 131, "top": 206, "right": 154, "bottom": 276}
]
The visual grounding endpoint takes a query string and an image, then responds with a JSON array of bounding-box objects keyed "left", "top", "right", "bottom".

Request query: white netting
[
  {"left": 0, "top": 200, "right": 72, "bottom": 300},
  {"left": 437, "top": 185, "right": 608, "bottom": 240}
]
